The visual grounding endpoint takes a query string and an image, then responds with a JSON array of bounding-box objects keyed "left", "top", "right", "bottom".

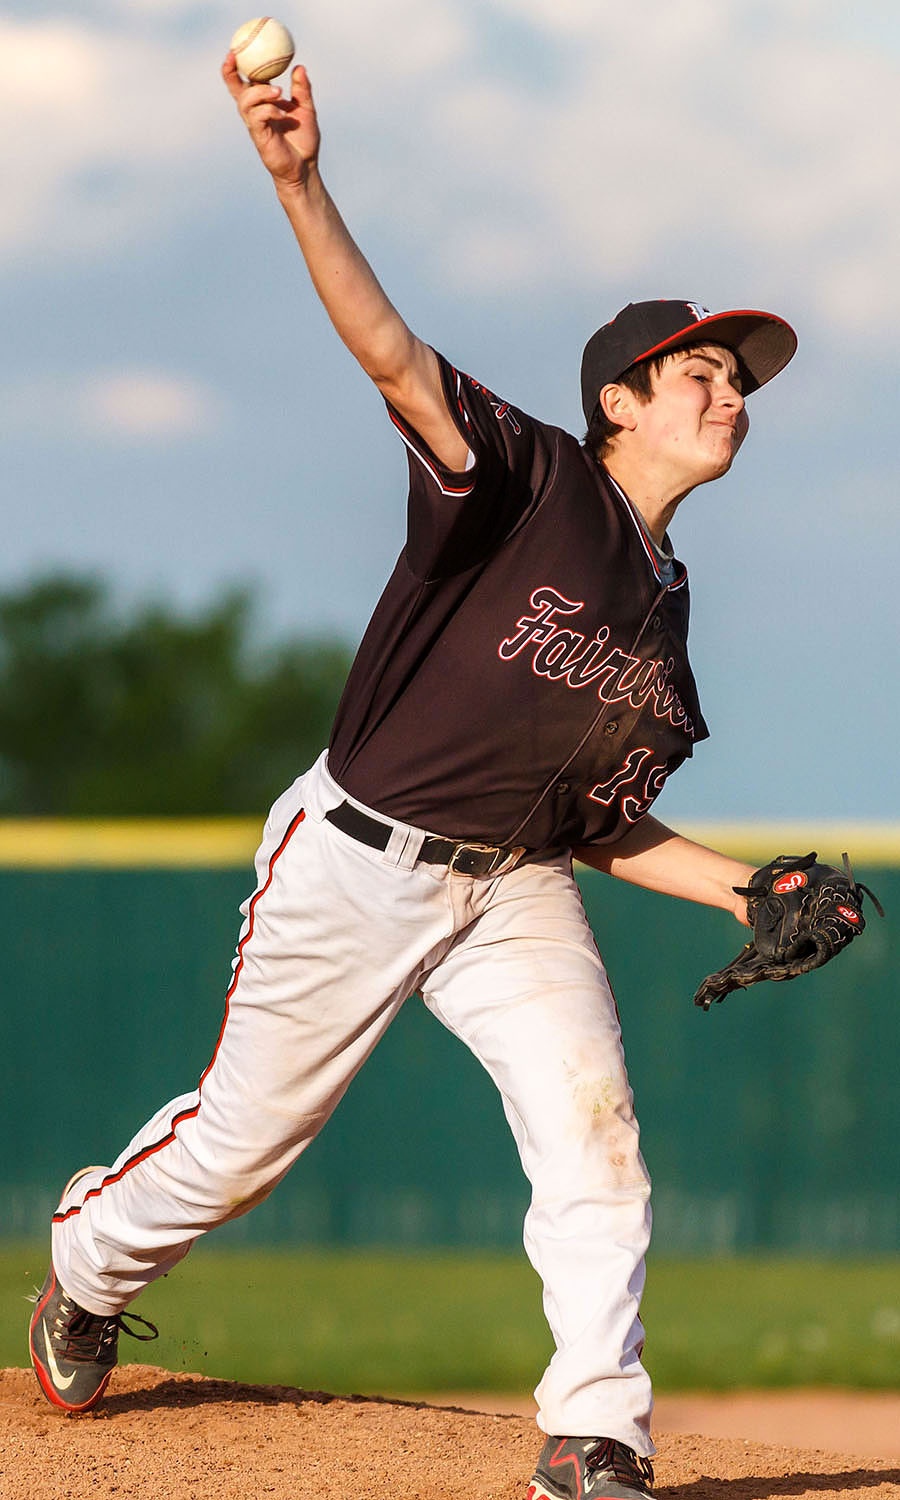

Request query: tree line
[{"left": 0, "top": 575, "right": 354, "bottom": 815}]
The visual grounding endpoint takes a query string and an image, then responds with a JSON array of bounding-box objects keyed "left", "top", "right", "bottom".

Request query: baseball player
[{"left": 29, "top": 53, "right": 873, "bottom": 1500}]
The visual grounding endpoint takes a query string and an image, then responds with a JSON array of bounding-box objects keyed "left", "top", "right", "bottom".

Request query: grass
[{"left": 6, "top": 1244, "right": 900, "bottom": 1394}]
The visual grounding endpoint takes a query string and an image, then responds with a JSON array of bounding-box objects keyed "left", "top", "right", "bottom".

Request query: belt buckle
[
  {"left": 448, "top": 842, "right": 525, "bottom": 877},
  {"left": 448, "top": 841, "right": 502, "bottom": 877}
]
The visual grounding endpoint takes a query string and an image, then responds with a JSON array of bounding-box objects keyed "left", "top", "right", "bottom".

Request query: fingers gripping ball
[
  {"left": 693, "top": 851, "right": 884, "bottom": 1010},
  {"left": 230, "top": 17, "right": 295, "bottom": 83}
]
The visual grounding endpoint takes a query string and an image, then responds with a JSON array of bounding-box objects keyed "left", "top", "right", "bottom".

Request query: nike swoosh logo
[{"left": 42, "top": 1317, "right": 77, "bottom": 1390}]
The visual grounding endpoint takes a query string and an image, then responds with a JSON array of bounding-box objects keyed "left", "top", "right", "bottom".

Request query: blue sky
[{"left": 2, "top": 0, "right": 898, "bottom": 819}]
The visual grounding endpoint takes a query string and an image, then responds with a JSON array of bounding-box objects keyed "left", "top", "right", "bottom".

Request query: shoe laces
[
  {"left": 587, "top": 1439, "right": 654, "bottom": 1492},
  {"left": 54, "top": 1291, "right": 158, "bottom": 1363}
]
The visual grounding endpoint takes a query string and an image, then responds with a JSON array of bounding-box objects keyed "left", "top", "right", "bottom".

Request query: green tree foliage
[{"left": 0, "top": 575, "right": 354, "bottom": 815}]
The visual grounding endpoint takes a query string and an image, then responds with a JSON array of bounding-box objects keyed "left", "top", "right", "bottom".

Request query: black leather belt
[{"left": 325, "top": 800, "right": 525, "bottom": 877}]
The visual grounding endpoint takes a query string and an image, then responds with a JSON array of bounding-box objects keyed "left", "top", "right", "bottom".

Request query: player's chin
[
  {"left": 705, "top": 433, "right": 742, "bottom": 477},
  {"left": 695, "top": 450, "right": 737, "bottom": 485}
]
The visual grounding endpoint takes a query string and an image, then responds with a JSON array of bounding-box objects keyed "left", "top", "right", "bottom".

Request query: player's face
[{"left": 640, "top": 344, "right": 749, "bottom": 485}]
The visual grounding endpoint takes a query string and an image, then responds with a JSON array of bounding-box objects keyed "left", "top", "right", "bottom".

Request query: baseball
[{"left": 230, "top": 17, "right": 295, "bottom": 83}]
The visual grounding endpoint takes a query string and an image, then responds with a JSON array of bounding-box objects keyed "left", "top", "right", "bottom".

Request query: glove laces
[{"left": 840, "top": 852, "right": 885, "bottom": 918}]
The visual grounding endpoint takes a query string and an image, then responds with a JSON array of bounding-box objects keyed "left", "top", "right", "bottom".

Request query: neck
[{"left": 602, "top": 450, "right": 693, "bottom": 546}]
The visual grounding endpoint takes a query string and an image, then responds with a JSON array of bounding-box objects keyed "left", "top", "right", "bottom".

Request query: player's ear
[{"left": 598, "top": 382, "right": 639, "bottom": 433}]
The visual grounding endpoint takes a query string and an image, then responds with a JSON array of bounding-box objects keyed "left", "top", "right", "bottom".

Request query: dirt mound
[{"left": 3, "top": 1365, "right": 899, "bottom": 1500}]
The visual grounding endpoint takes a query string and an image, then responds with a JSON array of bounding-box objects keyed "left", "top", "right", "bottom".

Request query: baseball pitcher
[{"left": 29, "top": 50, "right": 879, "bottom": 1500}]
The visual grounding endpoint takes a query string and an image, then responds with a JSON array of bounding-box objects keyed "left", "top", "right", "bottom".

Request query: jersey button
[
  {"left": 651, "top": 615, "right": 663, "bottom": 631},
  {"left": 604, "top": 720, "right": 619, "bottom": 736},
  {"left": 555, "top": 781, "right": 570, "bottom": 795}
]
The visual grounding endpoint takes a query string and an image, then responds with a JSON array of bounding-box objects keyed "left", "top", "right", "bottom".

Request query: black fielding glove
[{"left": 694, "top": 852, "right": 884, "bottom": 1010}]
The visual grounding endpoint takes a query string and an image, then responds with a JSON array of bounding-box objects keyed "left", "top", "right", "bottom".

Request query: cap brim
[{"left": 632, "top": 309, "right": 797, "bottom": 394}]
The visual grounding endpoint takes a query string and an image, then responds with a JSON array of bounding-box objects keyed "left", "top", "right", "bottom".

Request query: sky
[{"left": 2, "top": 0, "right": 898, "bottom": 820}]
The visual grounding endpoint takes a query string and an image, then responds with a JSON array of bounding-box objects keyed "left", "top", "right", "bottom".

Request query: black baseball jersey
[{"left": 328, "top": 353, "right": 709, "bottom": 853}]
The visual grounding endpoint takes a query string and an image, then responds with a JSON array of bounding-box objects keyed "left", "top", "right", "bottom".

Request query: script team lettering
[{"left": 498, "top": 586, "right": 696, "bottom": 736}]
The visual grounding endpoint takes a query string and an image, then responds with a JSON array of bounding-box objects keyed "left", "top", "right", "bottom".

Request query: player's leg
[
  {"left": 34, "top": 758, "right": 458, "bottom": 1408},
  {"left": 420, "top": 854, "right": 654, "bottom": 1470}
]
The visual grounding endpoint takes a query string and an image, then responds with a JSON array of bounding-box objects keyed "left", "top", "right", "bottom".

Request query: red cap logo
[
  {"left": 774, "top": 871, "right": 807, "bottom": 894},
  {"left": 837, "top": 905, "right": 861, "bottom": 924}
]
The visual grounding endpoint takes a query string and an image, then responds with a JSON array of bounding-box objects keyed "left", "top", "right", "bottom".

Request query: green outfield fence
[{"left": 2, "top": 820, "right": 897, "bottom": 1254}]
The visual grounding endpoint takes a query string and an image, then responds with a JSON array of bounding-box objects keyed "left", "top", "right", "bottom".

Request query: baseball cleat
[
  {"left": 29, "top": 1266, "right": 159, "bottom": 1413},
  {"left": 527, "top": 1436, "right": 655, "bottom": 1500},
  {"left": 28, "top": 1166, "right": 158, "bottom": 1413}
]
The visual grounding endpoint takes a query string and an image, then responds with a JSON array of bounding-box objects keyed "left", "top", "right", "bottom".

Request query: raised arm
[
  {"left": 222, "top": 55, "right": 469, "bottom": 470},
  {"left": 574, "top": 816, "right": 755, "bottom": 926}
]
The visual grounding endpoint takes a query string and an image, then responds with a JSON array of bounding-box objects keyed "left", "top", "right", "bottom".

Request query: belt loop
[{"left": 388, "top": 824, "right": 424, "bottom": 871}]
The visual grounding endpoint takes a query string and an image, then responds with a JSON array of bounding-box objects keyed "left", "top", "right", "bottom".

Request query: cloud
[
  {"left": 426, "top": 1, "right": 900, "bottom": 342},
  {"left": 0, "top": 17, "right": 223, "bottom": 261},
  {"left": 4, "top": 369, "right": 226, "bottom": 443},
  {"left": 77, "top": 371, "right": 225, "bottom": 439},
  {"left": 4, "top": 1, "right": 900, "bottom": 348},
  {"left": 0, "top": 1, "right": 471, "bottom": 262},
  {"left": 301, "top": 0, "right": 470, "bottom": 76}
]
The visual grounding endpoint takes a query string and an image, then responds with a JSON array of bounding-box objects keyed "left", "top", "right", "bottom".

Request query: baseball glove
[{"left": 694, "top": 852, "right": 883, "bottom": 1010}]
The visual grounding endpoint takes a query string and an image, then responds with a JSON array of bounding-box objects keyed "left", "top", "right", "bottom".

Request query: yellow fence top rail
[
  {"left": 676, "top": 822, "right": 900, "bottom": 867},
  {"left": 0, "top": 819, "right": 262, "bottom": 868},
  {"left": 0, "top": 818, "right": 897, "bottom": 869}
]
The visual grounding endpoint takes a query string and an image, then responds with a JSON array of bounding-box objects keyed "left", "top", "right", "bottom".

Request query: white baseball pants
[{"left": 52, "top": 753, "right": 654, "bottom": 1454}]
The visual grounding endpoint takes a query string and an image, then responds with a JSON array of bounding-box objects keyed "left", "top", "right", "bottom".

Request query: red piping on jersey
[
  {"left": 388, "top": 409, "right": 476, "bottom": 496},
  {"left": 51, "top": 808, "right": 308, "bottom": 1227},
  {"left": 451, "top": 365, "right": 472, "bottom": 429}
]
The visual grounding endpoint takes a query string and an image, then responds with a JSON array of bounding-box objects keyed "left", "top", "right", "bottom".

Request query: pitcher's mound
[{"left": 3, "top": 1365, "right": 899, "bottom": 1499}]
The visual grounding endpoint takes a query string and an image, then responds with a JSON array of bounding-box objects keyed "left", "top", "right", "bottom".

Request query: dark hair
[{"left": 582, "top": 352, "right": 670, "bottom": 459}]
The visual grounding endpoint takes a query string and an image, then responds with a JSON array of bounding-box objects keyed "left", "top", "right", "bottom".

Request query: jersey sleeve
[{"left": 385, "top": 351, "right": 556, "bottom": 580}]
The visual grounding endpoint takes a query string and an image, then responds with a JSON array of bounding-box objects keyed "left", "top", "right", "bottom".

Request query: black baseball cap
[{"left": 580, "top": 299, "right": 798, "bottom": 423}]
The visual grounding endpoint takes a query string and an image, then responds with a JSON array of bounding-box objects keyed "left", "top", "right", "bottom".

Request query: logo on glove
[
  {"left": 837, "top": 905, "right": 861, "bottom": 923},
  {"left": 773, "top": 871, "right": 807, "bottom": 894}
]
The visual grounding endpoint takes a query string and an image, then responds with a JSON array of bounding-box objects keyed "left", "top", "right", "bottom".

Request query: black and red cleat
[
  {"left": 29, "top": 1266, "right": 158, "bottom": 1414},
  {"left": 528, "top": 1436, "right": 655, "bottom": 1500}
]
